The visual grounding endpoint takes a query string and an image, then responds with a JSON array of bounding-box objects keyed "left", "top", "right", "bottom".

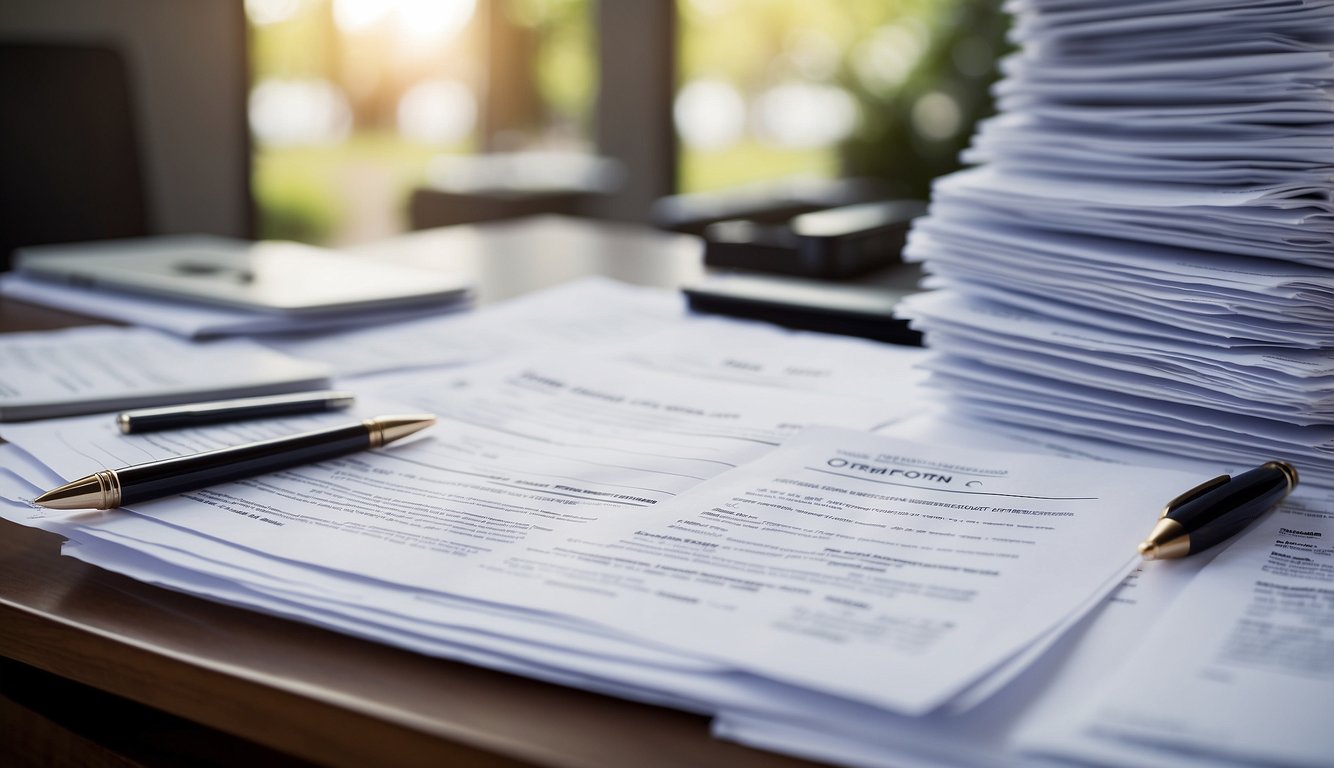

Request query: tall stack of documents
[{"left": 901, "top": 0, "right": 1334, "bottom": 485}]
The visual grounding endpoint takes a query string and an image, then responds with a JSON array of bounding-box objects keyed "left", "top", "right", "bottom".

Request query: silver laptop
[{"left": 14, "top": 235, "right": 470, "bottom": 315}]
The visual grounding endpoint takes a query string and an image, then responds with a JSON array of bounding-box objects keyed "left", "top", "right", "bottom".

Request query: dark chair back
[{"left": 0, "top": 42, "right": 149, "bottom": 269}]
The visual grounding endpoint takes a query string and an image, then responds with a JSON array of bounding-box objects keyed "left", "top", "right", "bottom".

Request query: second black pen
[{"left": 117, "top": 390, "right": 357, "bottom": 433}]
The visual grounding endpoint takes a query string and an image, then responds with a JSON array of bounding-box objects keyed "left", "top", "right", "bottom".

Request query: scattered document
[
  {"left": 0, "top": 338, "right": 932, "bottom": 720},
  {"left": 0, "top": 326, "right": 329, "bottom": 421},
  {"left": 1017, "top": 489, "right": 1334, "bottom": 768},
  {"left": 706, "top": 412, "right": 1322, "bottom": 768},
  {"left": 2, "top": 304, "right": 1326, "bottom": 767},
  {"left": 603, "top": 315, "right": 928, "bottom": 400},
  {"left": 710, "top": 557, "right": 1211, "bottom": 768},
  {"left": 259, "top": 277, "right": 686, "bottom": 377},
  {"left": 0, "top": 412, "right": 1209, "bottom": 728},
  {"left": 1, "top": 354, "right": 913, "bottom": 592},
  {"left": 0, "top": 272, "right": 467, "bottom": 338},
  {"left": 450, "top": 426, "right": 1202, "bottom": 714}
]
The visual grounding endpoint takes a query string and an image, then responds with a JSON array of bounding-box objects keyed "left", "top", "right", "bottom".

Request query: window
[
  {"left": 245, "top": 0, "right": 1004, "bottom": 243},
  {"left": 247, "top": 0, "right": 595, "bottom": 244},
  {"left": 676, "top": 0, "right": 1007, "bottom": 198}
]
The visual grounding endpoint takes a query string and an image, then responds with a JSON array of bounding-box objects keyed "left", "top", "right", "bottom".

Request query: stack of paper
[{"left": 901, "top": 0, "right": 1334, "bottom": 486}]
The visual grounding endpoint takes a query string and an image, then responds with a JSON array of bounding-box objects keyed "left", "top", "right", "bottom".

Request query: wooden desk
[{"left": 0, "top": 218, "right": 827, "bottom": 768}]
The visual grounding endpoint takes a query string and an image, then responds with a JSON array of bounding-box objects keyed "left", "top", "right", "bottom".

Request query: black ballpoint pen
[
  {"left": 117, "top": 390, "right": 356, "bottom": 434},
  {"left": 1138, "top": 460, "right": 1299, "bottom": 560},
  {"left": 33, "top": 414, "right": 435, "bottom": 510}
]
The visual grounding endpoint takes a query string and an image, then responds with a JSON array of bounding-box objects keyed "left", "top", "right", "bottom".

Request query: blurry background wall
[{"left": 0, "top": 0, "right": 251, "bottom": 240}]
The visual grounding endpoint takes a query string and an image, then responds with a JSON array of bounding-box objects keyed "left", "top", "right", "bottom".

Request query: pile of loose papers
[
  {"left": 901, "top": 0, "right": 1334, "bottom": 486},
  {"left": 3, "top": 278, "right": 1334, "bottom": 767}
]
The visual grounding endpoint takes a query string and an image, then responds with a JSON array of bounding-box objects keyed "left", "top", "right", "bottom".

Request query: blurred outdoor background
[{"left": 247, "top": 0, "right": 1008, "bottom": 245}]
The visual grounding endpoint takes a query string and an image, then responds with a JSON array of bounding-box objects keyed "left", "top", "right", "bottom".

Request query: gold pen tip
[
  {"left": 368, "top": 414, "right": 437, "bottom": 446},
  {"left": 1138, "top": 518, "right": 1190, "bottom": 560},
  {"left": 33, "top": 475, "right": 109, "bottom": 510}
]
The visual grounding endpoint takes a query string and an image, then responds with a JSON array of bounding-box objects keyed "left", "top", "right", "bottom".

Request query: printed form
[
  {"left": 456, "top": 426, "right": 1202, "bottom": 713},
  {"left": 0, "top": 335, "right": 1205, "bottom": 717},
  {"left": 1028, "top": 489, "right": 1334, "bottom": 768},
  {"left": 0, "top": 326, "right": 329, "bottom": 421},
  {"left": 2, "top": 354, "right": 911, "bottom": 592},
  {"left": 3, "top": 406, "right": 1202, "bottom": 715}
]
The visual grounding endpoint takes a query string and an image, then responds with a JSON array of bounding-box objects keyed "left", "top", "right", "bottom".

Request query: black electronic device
[
  {"left": 703, "top": 200, "right": 926, "bottom": 279},
  {"left": 683, "top": 274, "right": 922, "bottom": 346}
]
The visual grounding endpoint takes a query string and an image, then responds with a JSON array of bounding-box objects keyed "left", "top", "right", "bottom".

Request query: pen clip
[{"left": 1160, "top": 474, "right": 1230, "bottom": 518}]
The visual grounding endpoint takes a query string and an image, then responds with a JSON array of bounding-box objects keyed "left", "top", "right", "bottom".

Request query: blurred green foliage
[
  {"left": 676, "top": 0, "right": 1007, "bottom": 195},
  {"left": 249, "top": 3, "right": 334, "bottom": 79},
  {"left": 680, "top": 143, "right": 833, "bottom": 193},
  {"left": 254, "top": 133, "right": 465, "bottom": 243},
  {"left": 508, "top": 0, "right": 594, "bottom": 134},
  {"left": 837, "top": 0, "right": 1011, "bottom": 198},
  {"left": 678, "top": 0, "right": 941, "bottom": 84}
]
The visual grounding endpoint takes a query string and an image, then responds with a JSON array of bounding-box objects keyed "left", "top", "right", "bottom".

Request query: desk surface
[{"left": 0, "top": 217, "right": 840, "bottom": 768}]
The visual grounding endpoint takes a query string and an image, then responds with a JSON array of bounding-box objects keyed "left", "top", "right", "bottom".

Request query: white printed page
[
  {"left": 712, "top": 558, "right": 1217, "bottom": 768},
  {"left": 0, "top": 326, "right": 329, "bottom": 420},
  {"left": 604, "top": 315, "right": 928, "bottom": 399},
  {"left": 1, "top": 355, "right": 910, "bottom": 593},
  {"left": 0, "top": 273, "right": 463, "bottom": 338},
  {"left": 261, "top": 277, "right": 685, "bottom": 376},
  {"left": 454, "top": 426, "right": 1204, "bottom": 714},
  {"left": 1037, "top": 490, "right": 1334, "bottom": 767}
]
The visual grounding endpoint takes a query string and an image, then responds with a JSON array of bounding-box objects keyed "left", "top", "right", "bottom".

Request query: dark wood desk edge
[
  {"left": 0, "top": 519, "right": 812, "bottom": 768},
  {"left": 0, "top": 295, "right": 115, "bottom": 333},
  {"left": 0, "top": 599, "right": 510, "bottom": 768},
  {"left": 0, "top": 521, "right": 522, "bottom": 767}
]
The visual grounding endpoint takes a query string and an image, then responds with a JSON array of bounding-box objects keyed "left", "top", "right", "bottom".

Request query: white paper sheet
[
  {"left": 601, "top": 315, "right": 928, "bottom": 399},
  {"left": 0, "top": 326, "right": 330, "bottom": 421},
  {"left": 1, "top": 354, "right": 912, "bottom": 593},
  {"left": 443, "top": 426, "right": 1202, "bottom": 714},
  {"left": 1018, "top": 490, "right": 1334, "bottom": 768},
  {"left": 0, "top": 273, "right": 466, "bottom": 338},
  {"left": 260, "top": 277, "right": 686, "bottom": 377},
  {"left": 702, "top": 412, "right": 1243, "bottom": 768}
]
